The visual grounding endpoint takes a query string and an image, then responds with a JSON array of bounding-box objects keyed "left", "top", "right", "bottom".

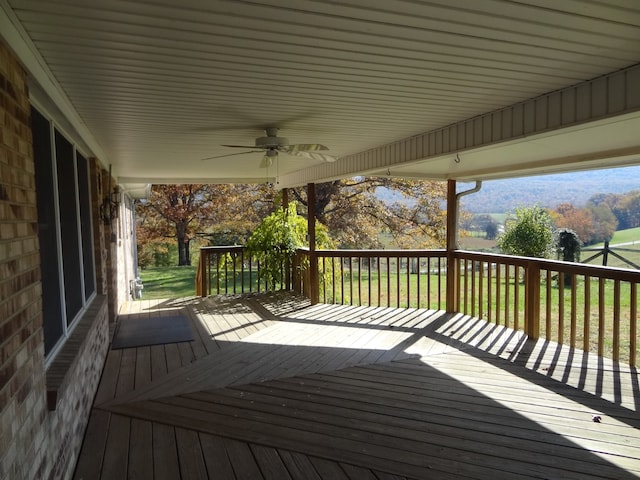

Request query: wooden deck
[{"left": 73, "top": 292, "right": 640, "bottom": 480}]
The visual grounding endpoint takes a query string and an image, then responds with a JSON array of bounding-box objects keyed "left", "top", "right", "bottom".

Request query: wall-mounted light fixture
[{"left": 99, "top": 164, "right": 119, "bottom": 225}]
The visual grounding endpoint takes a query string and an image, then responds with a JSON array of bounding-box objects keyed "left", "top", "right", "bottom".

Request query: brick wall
[
  {"left": 0, "top": 39, "right": 48, "bottom": 480},
  {"left": 0, "top": 40, "right": 110, "bottom": 480},
  {"left": 44, "top": 297, "right": 108, "bottom": 480},
  {"left": 89, "top": 159, "right": 108, "bottom": 297}
]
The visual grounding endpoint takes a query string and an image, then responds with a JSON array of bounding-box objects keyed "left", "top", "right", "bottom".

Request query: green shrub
[{"left": 246, "top": 203, "right": 333, "bottom": 290}]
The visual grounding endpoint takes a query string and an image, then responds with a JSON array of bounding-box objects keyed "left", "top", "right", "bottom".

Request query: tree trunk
[
  {"left": 177, "top": 239, "right": 191, "bottom": 266},
  {"left": 176, "top": 222, "right": 191, "bottom": 266}
]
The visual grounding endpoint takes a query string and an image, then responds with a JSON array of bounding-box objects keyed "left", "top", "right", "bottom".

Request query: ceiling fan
[{"left": 202, "top": 127, "right": 337, "bottom": 167}]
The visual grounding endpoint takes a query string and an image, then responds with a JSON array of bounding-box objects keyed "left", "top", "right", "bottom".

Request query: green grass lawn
[
  {"left": 138, "top": 266, "right": 197, "bottom": 299},
  {"left": 607, "top": 226, "right": 640, "bottom": 245},
  {"left": 583, "top": 227, "right": 640, "bottom": 269}
]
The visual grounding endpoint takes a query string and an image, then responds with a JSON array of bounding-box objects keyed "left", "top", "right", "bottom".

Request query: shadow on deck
[{"left": 73, "top": 292, "right": 640, "bottom": 480}]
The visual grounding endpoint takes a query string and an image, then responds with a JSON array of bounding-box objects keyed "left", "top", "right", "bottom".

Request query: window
[{"left": 32, "top": 107, "right": 96, "bottom": 357}]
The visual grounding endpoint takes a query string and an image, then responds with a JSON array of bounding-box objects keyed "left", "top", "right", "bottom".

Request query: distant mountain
[{"left": 459, "top": 165, "right": 640, "bottom": 213}]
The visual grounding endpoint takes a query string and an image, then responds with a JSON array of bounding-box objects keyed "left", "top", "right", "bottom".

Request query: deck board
[
  {"left": 128, "top": 419, "right": 153, "bottom": 479},
  {"left": 199, "top": 433, "right": 237, "bottom": 480},
  {"left": 152, "top": 422, "right": 181, "bottom": 480},
  {"left": 99, "top": 414, "right": 130, "bottom": 480},
  {"left": 176, "top": 428, "right": 209, "bottom": 479},
  {"left": 72, "top": 410, "right": 110, "bottom": 480},
  {"left": 74, "top": 293, "right": 640, "bottom": 480}
]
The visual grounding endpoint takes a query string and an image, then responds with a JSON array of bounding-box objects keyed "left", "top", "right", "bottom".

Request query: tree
[
  {"left": 556, "top": 228, "right": 581, "bottom": 286},
  {"left": 136, "top": 184, "right": 276, "bottom": 266},
  {"left": 556, "top": 228, "right": 581, "bottom": 263},
  {"left": 290, "top": 177, "right": 448, "bottom": 249},
  {"left": 137, "top": 185, "right": 214, "bottom": 266},
  {"left": 246, "top": 203, "right": 333, "bottom": 289},
  {"left": 551, "top": 202, "right": 595, "bottom": 244},
  {"left": 462, "top": 214, "right": 499, "bottom": 240},
  {"left": 615, "top": 191, "right": 640, "bottom": 230},
  {"left": 584, "top": 188, "right": 640, "bottom": 239},
  {"left": 497, "top": 206, "right": 554, "bottom": 258},
  {"left": 485, "top": 221, "right": 499, "bottom": 240},
  {"left": 585, "top": 202, "right": 617, "bottom": 244}
]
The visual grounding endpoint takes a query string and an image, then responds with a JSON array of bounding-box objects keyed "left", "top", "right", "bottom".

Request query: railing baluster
[
  {"left": 583, "top": 275, "right": 591, "bottom": 353},
  {"left": 513, "top": 263, "right": 517, "bottom": 328},
  {"left": 504, "top": 263, "right": 510, "bottom": 328},
  {"left": 351, "top": 256, "right": 356, "bottom": 306},
  {"left": 406, "top": 256, "right": 411, "bottom": 309},
  {"left": 630, "top": 283, "right": 637, "bottom": 367},
  {"left": 376, "top": 256, "right": 382, "bottom": 306},
  {"left": 416, "top": 256, "right": 421, "bottom": 309},
  {"left": 471, "top": 260, "right": 477, "bottom": 318},
  {"left": 545, "top": 270, "right": 552, "bottom": 340},
  {"left": 387, "top": 257, "right": 391, "bottom": 307},
  {"left": 570, "top": 274, "right": 577, "bottom": 348},
  {"left": 495, "top": 261, "right": 501, "bottom": 325},
  {"left": 427, "top": 257, "right": 432, "bottom": 309},
  {"left": 396, "top": 257, "right": 401, "bottom": 308},
  {"left": 487, "top": 262, "right": 493, "bottom": 324},
  {"left": 367, "top": 257, "right": 372, "bottom": 307},
  {"left": 613, "top": 279, "right": 621, "bottom": 362},
  {"left": 558, "top": 272, "right": 564, "bottom": 345},
  {"left": 248, "top": 253, "right": 253, "bottom": 293},
  {"left": 598, "top": 277, "right": 605, "bottom": 357},
  {"left": 331, "top": 257, "right": 336, "bottom": 303},
  {"left": 478, "top": 260, "right": 484, "bottom": 321},
  {"left": 340, "top": 256, "right": 345, "bottom": 305}
]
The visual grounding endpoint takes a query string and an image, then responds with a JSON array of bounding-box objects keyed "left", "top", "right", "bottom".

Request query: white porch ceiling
[{"left": 3, "top": 0, "right": 640, "bottom": 188}]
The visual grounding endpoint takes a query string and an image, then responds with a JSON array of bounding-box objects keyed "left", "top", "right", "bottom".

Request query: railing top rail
[
  {"left": 297, "top": 248, "right": 447, "bottom": 257},
  {"left": 456, "top": 250, "right": 640, "bottom": 282},
  {"left": 200, "top": 245, "right": 245, "bottom": 252}
]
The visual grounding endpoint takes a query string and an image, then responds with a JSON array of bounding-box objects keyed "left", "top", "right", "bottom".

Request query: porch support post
[
  {"left": 524, "top": 261, "right": 541, "bottom": 339},
  {"left": 282, "top": 187, "right": 291, "bottom": 289},
  {"left": 446, "top": 179, "right": 458, "bottom": 313},
  {"left": 307, "top": 183, "right": 319, "bottom": 304}
]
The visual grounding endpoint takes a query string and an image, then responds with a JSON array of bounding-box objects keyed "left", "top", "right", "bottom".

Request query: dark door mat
[{"left": 111, "top": 314, "right": 194, "bottom": 349}]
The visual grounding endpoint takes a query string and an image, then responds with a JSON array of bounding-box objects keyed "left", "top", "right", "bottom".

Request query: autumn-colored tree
[
  {"left": 551, "top": 203, "right": 595, "bottom": 244},
  {"left": 136, "top": 184, "right": 277, "bottom": 266},
  {"left": 615, "top": 191, "right": 640, "bottom": 230},
  {"left": 290, "top": 178, "right": 448, "bottom": 249},
  {"left": 137, "top": 185, "right": 215, "bottom": 266},
  {"left": 199, "top": 184, "right": 276, "bottom": 245}
]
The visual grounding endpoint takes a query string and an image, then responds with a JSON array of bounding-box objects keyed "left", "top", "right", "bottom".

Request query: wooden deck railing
[
  {"left": 454, "top": 251, "right": 639, "bottom": 366},
  {"left": 197, "top": 246, "right": 639, "bottom": 366},
  {"left": 195, "top": 245, "right": 293, "bottom": 296},
  {"left": 293, "top": 249, "right": 448, "bottom": 310}
]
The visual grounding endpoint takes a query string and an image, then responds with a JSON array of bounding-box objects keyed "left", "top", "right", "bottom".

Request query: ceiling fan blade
[
  {"left": 201, "top": 150, "right": 262, "bottom": 161},
  {"left": 221, "top": 144, "right": 261, "bottom": 148},
  {"left": 286, "top": 150, "right": 337, "bottom": 163},
  {"left": 286, "top": 143, "right": 329, "bottom": 152}
]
